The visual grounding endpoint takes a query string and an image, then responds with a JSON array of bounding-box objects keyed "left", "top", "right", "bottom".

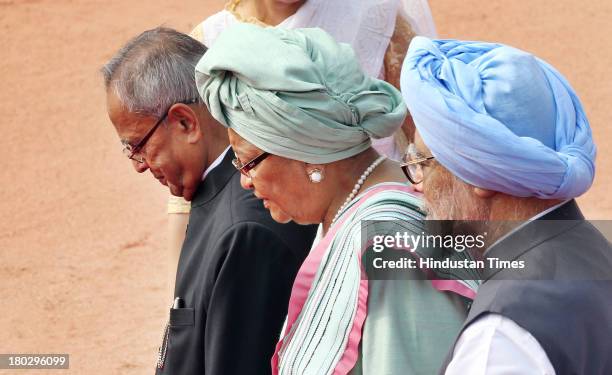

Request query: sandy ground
[{"left": 0, "top": 0, "right": 610, "bottom": 374}]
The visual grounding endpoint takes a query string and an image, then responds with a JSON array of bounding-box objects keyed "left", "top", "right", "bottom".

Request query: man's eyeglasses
[
  {"left": 232, "top": 152, "right": 270, "bottom": 177},
  {"left": 122, "top": 98, "right": 199, "bottom": 163},
  {"left": 401, "top": 144, "right": 435, "bottom": 184}
]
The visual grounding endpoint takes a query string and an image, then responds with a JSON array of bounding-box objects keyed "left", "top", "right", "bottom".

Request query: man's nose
[
  {"left": 132, "top": 159, "right": 149, "bottom": 173},
  {"left": 240, "top": 174, "right": 254, "bottom": 190}
]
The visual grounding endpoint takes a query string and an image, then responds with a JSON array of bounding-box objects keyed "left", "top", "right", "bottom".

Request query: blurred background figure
[{"left": 168, "top": 0, "right": 438, "bottom": 296}]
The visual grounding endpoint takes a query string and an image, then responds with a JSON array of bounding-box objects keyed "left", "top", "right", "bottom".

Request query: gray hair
[{"left": 101, "top": 27, "right": 207, "bottom": 117}]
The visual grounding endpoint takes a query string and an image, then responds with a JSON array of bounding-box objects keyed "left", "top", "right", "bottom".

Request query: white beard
[{"left": 425, "top": 177, "right": 490, "bottom": 221}]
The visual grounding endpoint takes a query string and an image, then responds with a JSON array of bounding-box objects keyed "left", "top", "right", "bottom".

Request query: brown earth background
[{"left": 1, "top": 0, "right": 610, "bottom": 374}]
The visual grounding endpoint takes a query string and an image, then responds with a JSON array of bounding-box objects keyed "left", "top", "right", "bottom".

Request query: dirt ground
[{"left": 0, "top": 0, "right": 610, "bottom": 374}]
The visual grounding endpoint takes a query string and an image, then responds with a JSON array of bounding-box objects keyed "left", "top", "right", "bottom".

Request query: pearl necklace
[{"left": 330, "top": 156, "right": 386, "bottom": 225}]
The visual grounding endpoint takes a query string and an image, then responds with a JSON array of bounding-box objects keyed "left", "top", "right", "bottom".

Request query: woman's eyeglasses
[{"left": 232, "top": 152, "right": 270, "bottom": 177}]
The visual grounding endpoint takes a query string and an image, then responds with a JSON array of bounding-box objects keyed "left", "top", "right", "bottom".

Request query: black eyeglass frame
[
  {"left": 122, "top": 98, "right": 199, "bottom": 163},
  {"left": 232, "top": 152, "right": 270, "bottom": 177}
]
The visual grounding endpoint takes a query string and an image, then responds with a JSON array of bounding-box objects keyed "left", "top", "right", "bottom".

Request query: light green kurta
[
  {"left": 349, "top": 277, "right": 467, "bottom": 374},
  {"left": 277, "top": 184, "right": 470, "bottom": 374}
]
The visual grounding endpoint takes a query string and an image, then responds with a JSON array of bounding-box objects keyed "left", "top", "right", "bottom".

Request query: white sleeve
[{"left": 445, "top": 313, "right": 556, "bottom": 375}]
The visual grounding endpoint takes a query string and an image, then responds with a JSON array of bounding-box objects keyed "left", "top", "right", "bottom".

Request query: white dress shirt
[{"left": 446, "top": 314, "right": 555, "bottom": 374}]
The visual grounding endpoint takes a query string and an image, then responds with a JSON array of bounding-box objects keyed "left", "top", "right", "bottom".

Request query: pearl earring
[{"left": 308, "top": 168, "right": 323, "bottom": 183}]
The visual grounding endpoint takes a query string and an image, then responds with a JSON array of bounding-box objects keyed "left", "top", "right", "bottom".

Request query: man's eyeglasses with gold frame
[{"left": 401, "top": 144, "right": 435, "bottom": 184}]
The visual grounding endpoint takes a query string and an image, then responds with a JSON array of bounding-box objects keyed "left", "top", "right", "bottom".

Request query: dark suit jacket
[{"left": 156, "top": 150, "right": 316, "bottom": 375}]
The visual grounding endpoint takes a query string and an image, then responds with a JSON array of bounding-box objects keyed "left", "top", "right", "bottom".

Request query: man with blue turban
[{"left": 401, "top": 37, "right": 612, "bottom": 374}]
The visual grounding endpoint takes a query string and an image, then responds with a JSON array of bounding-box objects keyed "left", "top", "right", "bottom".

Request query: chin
[
  {"left": 168, "top": 183, "right": 180, "bottom": 196},
  {"left": 267, "top": 203, "right": 293, "bottom": 224},
  {"left": 178, "top": 180, "right": 200, "bottom": 201},
  {"left": 169, "top": 183, "right": 194, "bottom": 201},
  {"left": 270, "top": 209, "right": 293, "bottom": 224},
  {"left": 182, "top": 188, "right": 195, "bottom": 202}
]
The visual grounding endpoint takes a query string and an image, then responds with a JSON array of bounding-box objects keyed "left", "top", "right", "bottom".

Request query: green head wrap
[{"left": 195, "top": 23, "right": 407, "bottom": 164}]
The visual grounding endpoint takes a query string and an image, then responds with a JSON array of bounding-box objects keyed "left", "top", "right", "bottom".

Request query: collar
[
  {"left": 191, "top": 148, "right": 238, "bottom": 207},
  {"left": 484, "top": 199, "right": 571, "bottom": 254},
  {"left": 482, "top": 199, "right": 584, "bottom": 281},
  {"left": 202, "top": 146, "right": 231, "bottom": 181}
]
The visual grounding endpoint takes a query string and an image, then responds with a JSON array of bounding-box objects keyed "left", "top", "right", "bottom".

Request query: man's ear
[
  {"left": 167, "top": 103, "right": 202, "bottom": 144},
  {"left": 473, "top": 186, "right": 497, "bottom": 198}
]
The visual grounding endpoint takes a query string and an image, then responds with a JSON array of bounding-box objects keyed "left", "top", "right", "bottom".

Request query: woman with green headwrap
[
  {"left": 196, "top": 23, "right": 473, "bottom": 375},
  {"left": 167, "top": 0, "right": 435, "bottom": 302}
]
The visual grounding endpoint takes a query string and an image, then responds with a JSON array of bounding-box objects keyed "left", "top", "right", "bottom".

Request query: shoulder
[
  {"left": 512, "top": 220, "right": 612, "bottom": 280},
  {"left": 477, "top": 279, "right": 609, "bottom": 317},
  {"left": 545, "top": 221, "right": 612, "bottom": 273},
  {"left": 352, "top": 183, "right": 424, "bottom": 221},
  {"left": 335, "top": 184, "right": 425, "bottom": 245},
  {"left": 189, "top": 9, "right": 237, "bottom": 47},
  {"left": 191, "top": 170, "right": 314, "bottom": 259},
  {"left": 225, "top": 172, "right": 274, "bottom": 225},
  {"left": 213, "top": 220, "right": 311, "bottom": 266},
  {"left": 224, "top": 175, "right": 316, "bottom": 259}
]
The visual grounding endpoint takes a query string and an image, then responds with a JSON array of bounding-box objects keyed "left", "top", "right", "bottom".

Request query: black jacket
[{"left": 156, "top": 150, "right": 316, "bottom": 375}]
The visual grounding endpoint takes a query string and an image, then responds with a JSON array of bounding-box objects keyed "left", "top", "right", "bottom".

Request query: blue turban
[{"left": 400, "top": 37, "right": 596, "bottom": 199}]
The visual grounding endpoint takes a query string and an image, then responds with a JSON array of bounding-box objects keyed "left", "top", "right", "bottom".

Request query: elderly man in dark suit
[
  {"left": 102, "top": 27, "right": 315, "bottom": 375},
  {"left": 401, "top": 37, "right": 612, "bottom": 374}
]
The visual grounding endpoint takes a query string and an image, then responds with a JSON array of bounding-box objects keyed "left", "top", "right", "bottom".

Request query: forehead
[
  {"left": 106, "top": 89, "right": 149, "bottom": 143},
  {"left": 228, "top": 129, "right": 262, "bottom": 158}
]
